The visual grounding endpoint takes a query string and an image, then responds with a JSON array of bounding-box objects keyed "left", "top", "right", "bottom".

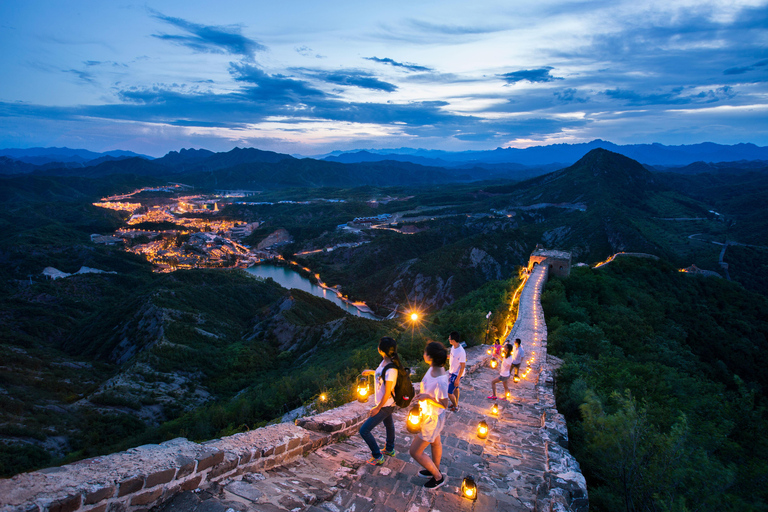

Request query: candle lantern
[
  {"left": 490, "top": 358, "right": 498, "bottom": 369},
  {"left": 406, "top": 404, "right": 422, "bottom": 433},
  {"left": 461, "top": 476, "right": 478, "bottom": 501},
  {"left": 491, "top": 403, "right": 499, "bottom": 415},
  {"left": 477, "top": 420, "right": 489, "bottom": 439},
  {"left": 513, "top": 375, "right": 520, "bottom": 383},
  {"left": 319, "top": 393, "right": 328, "bottom": 402},
  {"left": 357, "top": 375, "right": 370, "bottom": 403}
]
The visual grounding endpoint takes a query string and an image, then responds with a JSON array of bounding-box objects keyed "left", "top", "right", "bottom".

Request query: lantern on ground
[
  {"left": 513, "top": 375, "right": 520, "bottom": 383},
  {"left": 319, "top": 393, "right": 328, "bottom": 402},
  {"left": 486, "top": 348, "right": 492, "bottom": 355},
  {"left": 461, "top": 476, "right": 478, "bottom": 501},
  {"left": 406, "top": 404, "right": 422, "bottom": 433},
  {"left": 491, "top": 403, "right": 499, "bottom": 415},
  {"left": 490, "top": 358, "right": 498, "bottom": 369},
  {"left": 357, "top": 375, "right": 370, "bottom": 403},
  {"left": 477, "top": 420, "right": 489, "bottom": 439}
]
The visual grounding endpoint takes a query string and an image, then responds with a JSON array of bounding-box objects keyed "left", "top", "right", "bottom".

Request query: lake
[{"left": 245, "top": 264, "right": 379, "bottom": 320}]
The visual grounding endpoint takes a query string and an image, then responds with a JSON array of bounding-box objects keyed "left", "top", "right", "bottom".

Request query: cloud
[
  {"left": 406, "top": 20, "right": 505, "bottom": 36},
  {"left": 295, "top": 46, "right": 325, "bottom": 59},
  {"left": 65, "top": 69, "right": 96, "bottom": 84},
  {"left": 295, "top": 68, "right": 397, "bottom": 92},
  {"left": 229, "top": 63, "right": 328, "bottom": 99},
  {"left": 603, "top": 86, "right": 736, "bottom": 106},
  {"left": 499, "top": 67, "right": 563, "bottom": 84},
  {"left": 554, "top": 88, "right": 588, "bottom": 103},
  {"left": 364, "top": 56, "right": 432, "bottom": 73},
  {"left": 724, "top": 59, "right": 768, "bottom": 75},
  {"left": 150, "top": 11, "right": 266, "bottom": 57}
]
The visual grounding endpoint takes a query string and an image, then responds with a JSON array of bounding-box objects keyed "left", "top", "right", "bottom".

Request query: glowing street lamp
[
  {"left": 461, "top": 476, "right": 478, "bottom": 501},
  {"left": 406, "top": 405, "right": 422, "bottom": 433},
  {"left": 477, "top": 420, "right": 489, "bottom": 439},
  {"left": 357, "top": 375, "right": 370, "bottom": 403}
]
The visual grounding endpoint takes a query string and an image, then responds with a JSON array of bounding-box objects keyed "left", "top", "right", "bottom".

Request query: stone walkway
[{"left": 156, "top": 264, "right": 587, "bottom": 512}]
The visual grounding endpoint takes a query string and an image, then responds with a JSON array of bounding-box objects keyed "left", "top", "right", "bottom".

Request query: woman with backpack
[
  {"left": 410, "top": 341, "right": 450, "bottom": 490},
  {"left": 359, "top": 336, "right": 402, "bottom": 465}
]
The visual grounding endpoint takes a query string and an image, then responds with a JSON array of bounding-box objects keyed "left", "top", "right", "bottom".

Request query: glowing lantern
[
  {"left": 410, "top": 312, "right": 419, "bottom": 322},
  {"left": 319, "top": 393, "right": 328, "bottom": 402},
  {"left": 491, "top": 403, "right": 499, "bottom": 415},
  {"left": 357, "top": 376, "right": 370, "bottom": 403},
  {"left": 490, "top": 358, "right": 498, "bottom": 369},
  {"left": 477, "top": 420, "right": 489, "bottom": 439},
  {"left": 486, "top": 348, "right": 492, "bottom": 355},
  {"left": 461, "top": 476, "right": 478, "bottom": 501},
  {"left": 406, "top": 405, "right": 422, "bottom": 433},
  {"left": 513, "top": 375, "right": 520, "bottom": 383}
]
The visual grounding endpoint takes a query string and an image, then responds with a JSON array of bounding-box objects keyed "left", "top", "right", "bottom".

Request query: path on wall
[
  {"left": 1, "top": 264, "right": 586, "bottom": 512},
  {"left": 157, "top": 264, "right": 586, "bottom": 512}
]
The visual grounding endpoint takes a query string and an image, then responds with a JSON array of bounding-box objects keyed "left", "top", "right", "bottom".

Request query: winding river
[{"left": 245, "top": 264, "right": 379, "bottom": 320}]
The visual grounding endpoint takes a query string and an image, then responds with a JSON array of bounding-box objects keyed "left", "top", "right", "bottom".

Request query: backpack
[{"left": 382, "top": 362, "right": 415, "bottom": 408}]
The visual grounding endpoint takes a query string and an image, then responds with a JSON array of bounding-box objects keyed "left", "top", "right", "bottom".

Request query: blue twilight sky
[{"left": 1, "top": 0, "right": 767, "bottom": 156}]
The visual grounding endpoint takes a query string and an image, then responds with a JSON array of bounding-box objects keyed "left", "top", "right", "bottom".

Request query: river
[{"left": 245, "top": 264, "right": 379, "bottom": 320}]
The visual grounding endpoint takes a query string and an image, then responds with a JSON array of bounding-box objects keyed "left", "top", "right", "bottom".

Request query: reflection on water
[{"left": 245, "top": 264, "right": 379, "bottom": 320}]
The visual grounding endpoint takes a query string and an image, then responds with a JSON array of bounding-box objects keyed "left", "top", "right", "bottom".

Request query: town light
[
  {"left": 357, "top": 376, "right": 370, "bottom": 403},
  {"left": 491, "top": 403, "right": 499, "bottom": 415},
  {"left": 461, "top": 476, "right": 478, "bottom": 501},
  {"left": 477, "top": 420, "right": 489, "bottom": 439},
  {"left": 406, "top": 405, "right": 422, "bottom": 433},
  {"left": 490, "top": 358, "right": 498, "bottom": 369}
]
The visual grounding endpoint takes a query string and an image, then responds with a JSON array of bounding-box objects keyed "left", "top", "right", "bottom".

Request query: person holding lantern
[
  {"left": 510, "top": 338, "right": 526, "bottom": 380},
  {"left": 488, "top": 343, "right": 513, "bottom": 400},
  {"left": 358, "top": 336, "right": 402, "bottom": 465},
  {"left": 410, "top": 341, "right": 451, "bottom": 489}
]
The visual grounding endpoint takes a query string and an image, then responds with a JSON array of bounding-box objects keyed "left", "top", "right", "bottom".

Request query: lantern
[
  {"left": 477, "top": 420, "right": 489, "bottom": 439},
  {"left": 513, "top": 375, "right": 520, "bottom": 383},
  {"left": 406, "top": 405, "right": 422, "bottom": 433},
  {"left": 490, "top": 358, "right": 498, "bottom": 369},
  {"left": 461, "top": 476, "right": 478, "bottom": 501},
  {"left": 357, "top": 375, "right": 370, "bottom": 403},
  {"left": 319, "top": 393, "right": 328, "bottom": 402},
  {"left": 491, "top": 403, "right": 499, "bottom": 415}
]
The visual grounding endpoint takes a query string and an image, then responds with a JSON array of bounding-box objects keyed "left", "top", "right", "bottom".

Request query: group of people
[{"left": 357, "top": 332, "right": 526, "bottom": 490}]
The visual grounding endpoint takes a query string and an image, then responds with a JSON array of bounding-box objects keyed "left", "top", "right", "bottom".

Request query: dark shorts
[{"left": 448, "top": 372, "right": 460, "bottom": 394}]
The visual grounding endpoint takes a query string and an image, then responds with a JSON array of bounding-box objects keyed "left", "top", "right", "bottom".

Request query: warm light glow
[
  {"left": 319, "top": 393, "right": 327, "bottom": 402},
  {"left": 490, "top": 358, "right": 498, "bottom": 369},
  {"left": 408, "top": 413, "right": 420, "bottom": 425},
  {"left": 465, "top": 487, "right": 475, "bottom": 497},
  {"left": 491, "top": 403, "right": 499, "bottom": 415},
  {"left": 357, "top": 386, "right": 369, "bottom": 396},
  {"left": 410, "top": 312, "right": 419, "bottom": 322},
  {"left": 477, "top": 420, "right": 489, "bottom": 439}
]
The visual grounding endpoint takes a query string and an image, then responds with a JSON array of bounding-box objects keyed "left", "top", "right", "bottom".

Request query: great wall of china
[{"left": 1, "top": 256, "right": 588, "bottom": 512}]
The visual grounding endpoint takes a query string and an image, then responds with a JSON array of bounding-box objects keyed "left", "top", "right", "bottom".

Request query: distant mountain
[
  {"left": 0, "top": 156, "right": 36, "bottom": 175},
  {"left": 0, "top": 147, "right": 152, "bottom": 166},
  {"left": 319, "top": 140, "right": 768, "bottom": 168}
]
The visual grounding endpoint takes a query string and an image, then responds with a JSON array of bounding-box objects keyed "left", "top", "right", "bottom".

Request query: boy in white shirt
[{"left": 447, "top": 331, "right": 466, "bottom": 411}]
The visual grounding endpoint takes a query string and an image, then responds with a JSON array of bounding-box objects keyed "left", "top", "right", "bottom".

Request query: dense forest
[{"left": 542, "top": 257, "right": 768, "bottom": 511}]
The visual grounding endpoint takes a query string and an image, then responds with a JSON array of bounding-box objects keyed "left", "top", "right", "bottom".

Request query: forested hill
[{"left": 543, "top": 257, "right": 768, "bottom": 511}]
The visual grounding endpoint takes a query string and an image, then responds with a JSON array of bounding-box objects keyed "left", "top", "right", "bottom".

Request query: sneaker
[
  {"left": 367, "top": 455, "right": 385, "bottom": 465},
  {"left": 418, "top": 469, "right": 433, "bottom": 478},
  {"left": 487, "top": 395, "right": 497, "bottom": 400},
  {"left": 424, "top": 476, "right": 446, "bottom": 489},
  {"left": 383, "top": 449, "right": 396, "bottom": 457},
  {"left": 449, "top": 406, "right": 459, "bottom": 412}
]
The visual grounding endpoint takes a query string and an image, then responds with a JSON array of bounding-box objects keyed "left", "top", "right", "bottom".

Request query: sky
[{"left": 0, "top": 0, "right": 767, "bottom": 157}]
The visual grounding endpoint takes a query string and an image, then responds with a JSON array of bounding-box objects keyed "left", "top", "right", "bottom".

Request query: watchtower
[{"left": 528, "top": 245, "right": 571, "bottom": 278}]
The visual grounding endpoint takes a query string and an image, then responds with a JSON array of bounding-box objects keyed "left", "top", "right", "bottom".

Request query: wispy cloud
[
  {"left": 365, "top": 56, "right": 433, "bottom": 73},
  {"left": 724, "top": 59, "right": 768, "bottom": 76},
  {"left": 295, "top": 46, "right": 325, "bottom": 59},
  {"left": 554, "top": 88, "right": 588, "bottom": 103},
  {"left": 150, "top": 10, "right": 266, "bottom": 57},
  {"left": 406, "top": 19, "right": 505, "bottom": 36},
  {"left": 64, "top": 69, "right": 96, "bottom": 84},
  {"left": 499, "top": 67, "right": 562, "bottom": 84},
  {"left": 295, "top": 68, "right": 397, "bottom": 92}
]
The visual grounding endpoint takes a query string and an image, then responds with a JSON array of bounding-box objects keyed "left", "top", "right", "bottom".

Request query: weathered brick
[
  {"left": 46, "top": 494, "right": 81, "bottom": 512},
  {"left": 174, "top": 456, "right": 196, "bottom": 479},
  {"left": 261, "top": 446, "right": 274, "bottom": 457},
  {"left": 84, "top": 504, "right": 107, "bottom": 512},
  {"left": 117, "top": 476, "right": 144, "bottom": 497},
  {"left": 144, "top": 467, "right": 176, "bottom": 488},
  {"left": 195, "top": 450, "right": 224, "bottom": 472},
  {"left": 238, "top": 451, "right": 252, "bottom": 464},
  {"left": 130, "top": 487, "right": 163, "bottom": 507},
  {"left": 179, "top": 474, "right": 203, "bottom": 492},
  {"left": 273, "top": 443, "right": 286, "bottom": 456},
  {"left": 84, "top": 484, "right": 115, "bottom": 504},
  {"left": 208, "top": 454, "right": 239, "bottom": 480}
]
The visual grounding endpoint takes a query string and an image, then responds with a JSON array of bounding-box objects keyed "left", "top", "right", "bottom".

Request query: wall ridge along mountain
[{"left": 0, "top": 263, "right": 587, "bottom": 512}]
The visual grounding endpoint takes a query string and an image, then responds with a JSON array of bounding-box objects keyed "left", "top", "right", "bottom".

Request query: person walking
[
  {"left": 410, "top": 341, "right": 450, "bottom": 489},
  {"left": 489, "top": 343, "right": 513, "bottom": 400},
  {"left": 447, "top": 331, "right": 466, "bottom": 412},
  {"left": 359, "top": 336, "right": 402, "bottom": 465},
  {"left": 510, "top": 338, "right": 526, "bottom": 380}
]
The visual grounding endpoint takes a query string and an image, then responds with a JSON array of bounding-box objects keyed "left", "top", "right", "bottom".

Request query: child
[
  {"left": 492, "top": 338, "right": 502, "bottom": 359},
  {"left": 489, "top": 343, "right": 513, "bottom": 400},
  {"left": 447, "top": 331, "right": 466, "bottom": 411},
  {"left": 410, "top": 341, "right": 450, "bottom": 489},
  {"left": 359, "top": 336, "right": 402, "bottom": 465}
]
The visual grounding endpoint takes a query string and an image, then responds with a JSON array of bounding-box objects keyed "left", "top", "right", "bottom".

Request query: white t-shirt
[
  {"left": 374, "top": 360, "right": 397, "bottom": 408},
  {"left": 500, "top": 356, "right": 514, "bottom": 377},
  {"left": 449, "top": 344, "right": 466, "bottom": 377},
  {"left": 419, "top": 367, "right": 449, "bottom": 418},
  {"left": 511, "top": 344, "right": 525, "bottom": 365}
]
